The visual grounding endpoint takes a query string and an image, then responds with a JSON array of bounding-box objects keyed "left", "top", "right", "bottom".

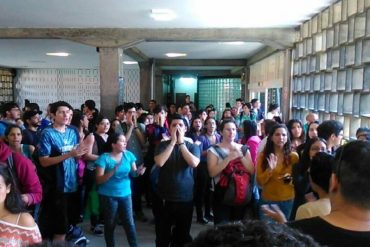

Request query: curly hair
[{"left": 187, "top": 220, "right": 321, "bottom": 247}]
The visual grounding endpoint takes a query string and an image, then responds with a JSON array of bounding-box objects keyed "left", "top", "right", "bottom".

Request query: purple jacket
[{"left": 197, "top": 133, "right": 222, "bottom": 163}]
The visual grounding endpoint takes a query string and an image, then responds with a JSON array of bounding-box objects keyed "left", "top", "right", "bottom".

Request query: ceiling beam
[
  {"left": 247, "top": 46, "right": 278, "bottom": 65},
  {"left": 156, "top": 59, "right": 246, "bottom": 67},
  {"left": 230, "top": 67, "right": 244, "bottom": 75},
  {"left": 159, "top": 69, "right": 233, "bottom": 77},
  {"left": 0, "top": 28, "right": 297, "bottom": 49},
  {"left": 123, "top": 47, "right": 149, "bottom": 62}
]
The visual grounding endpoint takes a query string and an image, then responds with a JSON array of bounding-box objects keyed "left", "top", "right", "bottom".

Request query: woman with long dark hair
[
  {"left": 240, "top": 120, "right": 261, "bottom": 165},
  {"left": 0, "top": 166, "right": 42, "bottom": 245},
  {"left": 306, "top": 120, "right": 320, "bottom": 141},
  {"left": 195, "top": 117, "right": 221, "bottom": 224},
  {"left": 287, "top": 119, "right": 305, "bottom": 152},
  {"left": 186, "top": 117, "right": 203, "bottom": 142},
  {"left": 291, "top": 137, "right": 327, "bottom": 219},
  {"left": 84, "top": 115, "right": 111, "bottom": 235},
  {"left": 256, "top": 124, "right": 299, "bottom": 220},
  {"left": 4, "top": 124, "right": 34, "bottom": 159}
]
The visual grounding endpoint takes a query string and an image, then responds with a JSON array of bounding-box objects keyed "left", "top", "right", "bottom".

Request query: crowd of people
[{"left": 0, "top": 96, "right": 369, "bottom": 247}]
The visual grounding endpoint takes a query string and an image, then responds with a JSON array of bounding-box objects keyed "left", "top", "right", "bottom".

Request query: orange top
[{"left": 256, "top": 152, "right": 299, "bottom": 201}]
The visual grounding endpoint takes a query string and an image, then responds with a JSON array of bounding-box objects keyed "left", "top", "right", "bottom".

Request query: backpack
[{"left": 213, "top": 145, "right": 253, "bottom": 206}]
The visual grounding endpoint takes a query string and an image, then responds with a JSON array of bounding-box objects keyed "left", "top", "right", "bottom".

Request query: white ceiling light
[
  {"left": 150, "top": 9, "right": 176, "bottom": 21},
  {"left": 165, "top": 53, "right": 187, "bottom": 58},
  {"left": 180, "top": 77, "right": 196, "bottom": 84},
  {"left": 46, "top": 52, "right": 70, "bottom": 57},
  {"left": 220, "top": 41, "right": 246, "bottom": 45},
  {"left": 123, "top": 61, "right": 138, "bottom": 65}
]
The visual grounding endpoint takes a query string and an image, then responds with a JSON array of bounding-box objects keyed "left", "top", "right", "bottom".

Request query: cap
[
  {"left": 28, "top": 103, "right": 43, "bottom": 115},
  {"left": 23, "top": 110, "right": 42, "bottom": 121}
]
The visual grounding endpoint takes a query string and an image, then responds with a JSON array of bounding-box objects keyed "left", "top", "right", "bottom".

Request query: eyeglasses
[{"left": 310, "top": 147, "right": 327, "bottom": 152}]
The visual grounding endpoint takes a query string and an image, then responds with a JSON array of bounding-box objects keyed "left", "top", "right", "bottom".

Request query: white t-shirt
[{"left": 295, "top": 198, "right": 331, "bottom": 220}]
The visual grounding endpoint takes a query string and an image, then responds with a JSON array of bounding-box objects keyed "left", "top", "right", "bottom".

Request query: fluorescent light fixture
[
  {"left": 46, "top": 52, "right": 70, "bottom": 57},
  {"left": 180, "top": 77, "right": 195, "bottom": 84},
  {"left": 123, "top": 61, "right": 138, "bottom": 65},
  {"left": 150, "top": 9, "right": 176, "bottom": 21},
  {"left": 221, "top": 41, "right": 246, "bottom": 45},
  {"left": 165, "top": 53, "right": 187, "bottom": 58}
]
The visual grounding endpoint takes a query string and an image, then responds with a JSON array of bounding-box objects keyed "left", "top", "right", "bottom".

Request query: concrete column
[
  {"left": 281, "top": 48, "right": 292, "bottom": 122},
  {"left": 99, "top": 47, "right": 122, "bottom": 119},
  {"left": 155, "top": 73, "right": 163, "bottom": 105},
  {"left": 243, "top": 67, "right": 250, "bottom": 102},
  {"left": 139, "top": 61, "right": 152, "bottom": 108}
]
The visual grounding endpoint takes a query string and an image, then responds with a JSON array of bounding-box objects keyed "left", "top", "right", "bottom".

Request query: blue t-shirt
[
  {"left": 95, "top": 151, "right": 136, "bottom": 198},
  {"left": 0, "top": 120, "right": 11, "bottom": 137},
  {"left": 38, "top": 126, "right": 79, "bottom": 193}
]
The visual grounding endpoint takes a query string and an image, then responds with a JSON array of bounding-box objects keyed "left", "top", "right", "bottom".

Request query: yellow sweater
[{"left": 256, "top": 152, "right": 299, "bottom": 201}]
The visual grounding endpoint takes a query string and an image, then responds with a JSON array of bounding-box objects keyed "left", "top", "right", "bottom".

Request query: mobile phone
[{"left": 281, "top": 174, "right": 293, "bottom": 184}]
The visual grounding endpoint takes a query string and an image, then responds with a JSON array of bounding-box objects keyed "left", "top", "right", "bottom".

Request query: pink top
[
  {"left": 0, "top": 217, "right": 42, "bottom": 247},
  {"left": 246, "top": 136, "right": 261, "bottom": 165}
]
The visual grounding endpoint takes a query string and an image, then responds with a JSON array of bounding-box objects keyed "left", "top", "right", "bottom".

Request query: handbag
[{"left": 213, "top": 145, "right": 253, "bottom": 206}]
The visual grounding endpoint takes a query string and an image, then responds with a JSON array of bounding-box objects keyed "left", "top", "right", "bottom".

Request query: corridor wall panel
[
  {"left": 15, "top": 68, "right": 100, "bottom": 112},
  {"left": 293, "top": 0, "right": 370, "bottom": 138}
]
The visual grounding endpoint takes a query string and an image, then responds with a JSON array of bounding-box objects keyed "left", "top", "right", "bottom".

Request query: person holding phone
[{"left": 256, "top": 124, "right": 299, "bottom": 221}]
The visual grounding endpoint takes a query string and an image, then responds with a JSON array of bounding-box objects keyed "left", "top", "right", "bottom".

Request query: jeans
[
  {"left": 100, "top": 195, "right": 138, "bottom": 247},
  {"left": 259, "top": 198, "right": 294, "bottom": 222}
]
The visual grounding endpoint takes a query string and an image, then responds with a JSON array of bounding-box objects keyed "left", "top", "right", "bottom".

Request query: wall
[
  {"left": 248, "top": 51, "right": 286, "bottom": 114},
  {"left": 14, "top": 65, "right": 141, "bottom": 113},
  {"left": 292, "top": 0, "right": 370, "bottom": 138},
  {"left": 0, "top": 68, "right": 14, "bottom": 104},
  {"left": 249, "top": 51, "right": 285, "bottom": 91},
  {"left": 121, "top": 66, "right": 140, "bottom": 104},
  {"left": 174, "top": 76, "right": 197, "bottom": 103},
  {"left": 15, "top": 68, "right": 100, "bottom": 112}
]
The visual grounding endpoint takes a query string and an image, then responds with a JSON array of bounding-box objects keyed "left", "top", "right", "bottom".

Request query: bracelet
[{"left": 178, "top": 142, "right": 185, "bottom": 146}]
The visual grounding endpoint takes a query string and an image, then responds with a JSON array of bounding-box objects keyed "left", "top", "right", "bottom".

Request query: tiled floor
[{"left": 81, "top": 207, "right": 210, "bottom": 247}]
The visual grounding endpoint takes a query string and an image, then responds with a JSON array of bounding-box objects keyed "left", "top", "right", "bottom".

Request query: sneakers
[
  {"left": 90, "top": 224, "right": 104, "bottom": 236},
  {"left": 66, "top": 225, "right": 88, "bottom": 246},
  {"left": 205, "top": 213, "right": 214, "bottom": 222},
  {"left": 196, "top": 217, "right": 209, "bottom": 225}
]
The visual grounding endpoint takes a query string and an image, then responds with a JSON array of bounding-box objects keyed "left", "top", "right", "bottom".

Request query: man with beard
[{"left": 22, "top": 110, "right": 42, "bottom": 147}]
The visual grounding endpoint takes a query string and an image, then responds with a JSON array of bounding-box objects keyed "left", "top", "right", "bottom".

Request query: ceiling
[{"left": 0, "top": 0, "right": 335, "bottom": 70}]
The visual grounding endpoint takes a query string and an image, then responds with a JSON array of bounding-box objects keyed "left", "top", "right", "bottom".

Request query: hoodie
[{"left": 0, "top": 140, "right": 42, "bottom": 205}]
